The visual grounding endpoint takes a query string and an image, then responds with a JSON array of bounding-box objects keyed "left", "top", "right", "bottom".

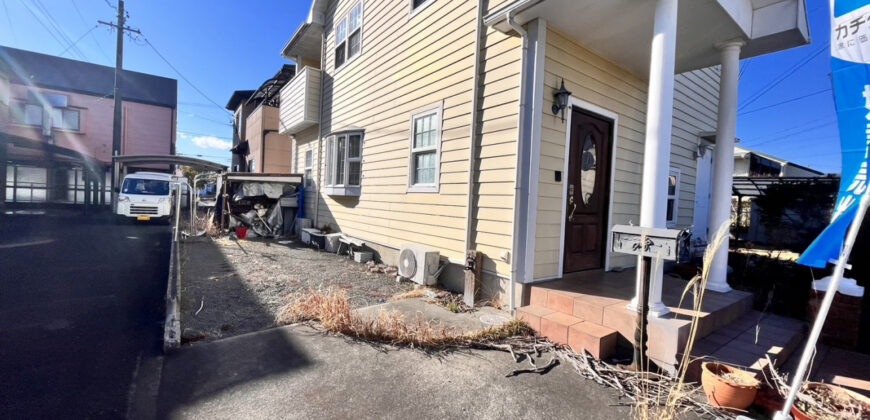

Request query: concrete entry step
[
  {"left": 517, "top": 305, "right": 617, "bottom": 360},
  {"left": 687, "top": 310, "right": 807, "bottom": 382}
]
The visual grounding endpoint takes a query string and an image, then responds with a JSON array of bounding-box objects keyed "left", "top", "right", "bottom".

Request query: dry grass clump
[{"left": 277, "top": 288, "right": 532, "bottom": 349}]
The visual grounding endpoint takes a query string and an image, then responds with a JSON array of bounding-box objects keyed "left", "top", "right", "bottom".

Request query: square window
[{"left": 24, "top": 103, "right": 43, "bottom": 126}]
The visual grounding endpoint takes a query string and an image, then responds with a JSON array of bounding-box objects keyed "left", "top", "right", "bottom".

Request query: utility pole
[{"left": 99, "top": 0, "right": 140, "bottom": 210}]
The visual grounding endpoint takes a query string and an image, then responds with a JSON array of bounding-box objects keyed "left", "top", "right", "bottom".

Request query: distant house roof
[
  {"left": 225, "top": 90, "right": 254, "bottom": 111},
  {"left": 0, "top": 45, "right": 177, "bottom": 108},
  {"left": 734, "top": 145, "right": 824, "bottom": 176},
  {"left": 245, "top": 65, "right": 295, "bottom": 108}
]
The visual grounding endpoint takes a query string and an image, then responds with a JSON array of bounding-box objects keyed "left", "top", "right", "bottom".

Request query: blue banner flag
[{"left": 798, "top": 0, "right": 870, "bottom": 268}]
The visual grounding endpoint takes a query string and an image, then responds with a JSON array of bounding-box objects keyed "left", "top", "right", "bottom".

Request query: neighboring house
[
  {"left": 734, "top": 145, "right": 824, "bottom": 178},
  {"left": 0, "top": 45, "right": 177, "bottom": 205},
  {"left": 226, "top": 65, "right": 296, "bottom": 174},
  {"left": 227, "top": 89, "right": 256, "bottom": 172},
  {"left": 731, "top": 145, "right": 828, "bottom": 245},
  {"left": 277, "top": 0, "right": 809, "bottom": 357}
]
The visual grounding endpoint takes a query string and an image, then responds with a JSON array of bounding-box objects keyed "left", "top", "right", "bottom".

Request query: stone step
[
  {"left": 686, "top": 311, "right": 807, "bottom": 382},
  {"left": 517, "top": 305, "right": 617, "bottom": 360}
]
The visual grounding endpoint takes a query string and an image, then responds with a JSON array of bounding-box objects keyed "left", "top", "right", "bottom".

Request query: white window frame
[
  {"left": 409, "top": 0, "right": 436, "bottom": 17},
  {"left": 324, "top": 131, "right": 363, "bottom": 196},
  {"left": 304, "top": 149, "right": 314, "bottom": 188},
  {"left": 334, "top": 1, "right": 363, "bottom": 71},
  {"left": 667, "top": 167, "right": 681, "bottom": 227},
  {"left": 407, "top": 102, "right": 443, "bottom": 193}
]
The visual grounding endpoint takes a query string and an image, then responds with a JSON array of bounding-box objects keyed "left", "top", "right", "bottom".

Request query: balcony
[{"left": 279, "top": 66, "right": 321, "bottom": 135}]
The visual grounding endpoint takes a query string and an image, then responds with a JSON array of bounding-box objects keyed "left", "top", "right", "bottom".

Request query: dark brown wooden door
[{"left": 563, "top": 108, "right": 612, "bottom": 273}]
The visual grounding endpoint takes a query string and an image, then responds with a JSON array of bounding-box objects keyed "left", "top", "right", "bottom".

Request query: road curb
[{"left": 163, "top": 239, "right": 181, "bottom": 351}]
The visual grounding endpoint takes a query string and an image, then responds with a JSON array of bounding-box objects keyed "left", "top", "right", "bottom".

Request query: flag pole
[{"left": 774, "top": 190, "right": 870, "bottom": 420}]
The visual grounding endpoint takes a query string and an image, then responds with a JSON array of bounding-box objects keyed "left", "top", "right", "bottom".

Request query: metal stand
[{"left": 632, "top": 255, "right": 652, "bottom": 371}]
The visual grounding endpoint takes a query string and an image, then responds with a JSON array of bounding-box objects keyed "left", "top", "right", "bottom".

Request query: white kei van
[{"left": 116, "top": 172, "right": 175, "bottom": 221}]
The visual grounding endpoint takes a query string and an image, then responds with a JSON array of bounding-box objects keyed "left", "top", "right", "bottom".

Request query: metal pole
[
  {"left": 774, "top": 191, "right": 870, "bottom": 420},
  {"left": 632, "top": 255, "right": 651, "bottom": 371},
  {"left": 173, "top": 181, "right": 182, "bottom": 242}
]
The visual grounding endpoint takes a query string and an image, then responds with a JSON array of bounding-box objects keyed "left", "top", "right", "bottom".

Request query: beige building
[
  {"left": 277, "top": 0, "right": 810, "bottom": 361},
  {"left": 227, "top": 65, "right": 296, "bottom": 174}
]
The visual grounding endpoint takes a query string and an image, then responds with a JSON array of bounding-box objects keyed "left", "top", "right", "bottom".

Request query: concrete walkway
[{"left": 156, "top": 325, "right": 631, "bottom": 419}]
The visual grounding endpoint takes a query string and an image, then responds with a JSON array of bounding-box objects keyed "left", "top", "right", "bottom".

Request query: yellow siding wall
[
  {"left": 533, "top": 27, "right": 720, "bottom": 279},
  {"left": 310, "top": 0, "right": 519, "bottom": 275},
  {"left": 293, "top": 125, "right": 321, "bottom": 219}
]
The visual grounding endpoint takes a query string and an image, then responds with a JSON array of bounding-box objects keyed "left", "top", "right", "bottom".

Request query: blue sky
[
  {"left": 0, "top": 0, "right": 842, "bottom": 173},
  {"left": 0, "top": 0, "right": 306, "bottom": 166}
]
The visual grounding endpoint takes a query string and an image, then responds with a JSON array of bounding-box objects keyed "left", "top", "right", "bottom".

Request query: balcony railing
[{"left": 279, "top": 66, "right": 321, "bottom": 135}]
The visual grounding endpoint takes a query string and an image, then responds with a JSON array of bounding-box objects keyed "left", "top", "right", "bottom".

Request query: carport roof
[{"left": 113, "top": 155, "right": 227, "bottom": 171}]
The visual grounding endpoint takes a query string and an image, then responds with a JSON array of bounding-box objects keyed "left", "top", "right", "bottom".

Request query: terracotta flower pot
[
  {"left": 790, "top": 382, "right": 870, "bottom": 420},
  {"left": 701, "top": 362, "right": 761, "bottom": 410}
]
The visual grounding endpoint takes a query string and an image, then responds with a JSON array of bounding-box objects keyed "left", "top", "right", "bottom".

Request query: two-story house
[
  {"left": 277, "top": 0, "right": 810, "bottom": 368},
  {"left": 0, "top": 45, "right": 177, "bottom": 206},
  {"left": 226, "top": 65, "right": 296, "bottom": 174}
]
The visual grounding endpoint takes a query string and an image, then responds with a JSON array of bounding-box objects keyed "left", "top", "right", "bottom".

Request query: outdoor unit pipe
[{"left": 506, "top": 10, "right": 528, "bottom": 316}]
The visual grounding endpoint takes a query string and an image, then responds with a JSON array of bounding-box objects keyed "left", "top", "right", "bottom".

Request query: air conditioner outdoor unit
[{"left": 398, "top": 244, "right": 440, "bottom": 286}]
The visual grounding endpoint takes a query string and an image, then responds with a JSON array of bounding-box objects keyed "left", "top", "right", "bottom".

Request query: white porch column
[
  {"left": 629, "top": 0, "right": 678, "bottom": 317},
  {"left": 706, "top": 41, "right": 743, "bottom": 293}
]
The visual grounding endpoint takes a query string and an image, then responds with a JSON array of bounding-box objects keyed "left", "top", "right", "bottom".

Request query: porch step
[
  {"left": 517, "top": 305, "right": 617, "bottom": 360},
  {"left": 529, "top": 281, "right": 755, "bottom": 344},
  {"left": 687, "top": 311, "right": 807, "bottom": 382}
]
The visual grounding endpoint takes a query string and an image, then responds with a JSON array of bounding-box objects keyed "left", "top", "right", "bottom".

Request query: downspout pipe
[
  {"left": 464, "top": 1, "right": 484, "bottom": 257},
  {"left": 314, "top": 31, "right": 327, "bottom": 228},
  {"left": 506, "top": 11, "right": 528, "bottom": 316}
]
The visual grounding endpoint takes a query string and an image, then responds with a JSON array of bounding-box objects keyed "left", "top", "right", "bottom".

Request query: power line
[
  {"left": 141, "top": 36, "right": 233, "bottom": 117},
  {"left": 738, "top": 43, "right": 829, "bottom": 111},
  {"left": 738, "top": 58, "right": 752, "bottom": 81},
  {"left": 740, "top": 115, "right": 837, "bottom": 146},
  {"left": 738, "top": 88, "right": 832, "bottom": 116},
  {"left": 20, "top": 1, "right": 79, "bottom": 59},
  {"left": 58, "top": 24, "right": 98, "bottom": 58},
  {"left": 183, "top": 112, "right": 232, "bottom": 126},
  {"left": 70, "top": 0, "right": 112, "bottom": 63},
  {"left": 3, "top": 0, "right": 17, "bottom": 44},
  {"left": 31, "top": 0, "right": 89, "bottom": 61}
]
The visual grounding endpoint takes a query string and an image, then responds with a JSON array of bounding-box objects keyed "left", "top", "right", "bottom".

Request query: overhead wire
[
  {"left": 738, "top": 43, "right": 829, "bottom": 111},
  {"left": 141, "top": 35, "right": 233, "bottom": 117},
  {"left": 738, "top": 87, "right": 833, "bottom": 115},
  {"left": 31, "top": 0, "right": 89, "bottom": 61},
  {"left": 58, "top": 24, "right": 99, "bottom": 58},
  {"left": 3, "top": 0, "right": 18, "bottom": 44},
  {"left": 70, "top": 0, "right": 112, "bottom": 63}
]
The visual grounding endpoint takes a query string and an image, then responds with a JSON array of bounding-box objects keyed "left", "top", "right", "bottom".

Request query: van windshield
[{"left": 122, "top": 178, "right": 170, "bottom": 196}]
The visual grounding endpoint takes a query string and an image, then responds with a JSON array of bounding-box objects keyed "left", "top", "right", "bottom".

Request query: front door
[{"left": 563, "top": 108, "right": 612, "bottom": 273}]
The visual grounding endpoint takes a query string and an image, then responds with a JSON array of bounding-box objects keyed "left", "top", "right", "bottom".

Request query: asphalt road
[{"left": 0, "top": 213, "right": 170, "bottom": 419}]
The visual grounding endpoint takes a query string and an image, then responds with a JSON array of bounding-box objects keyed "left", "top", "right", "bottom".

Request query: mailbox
[{"left": 611, "top": 225, "right": 688, "bottom": 262}]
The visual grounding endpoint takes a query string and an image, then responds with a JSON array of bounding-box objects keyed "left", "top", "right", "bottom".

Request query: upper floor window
[
  {"left": 334, "top": 2, "right": 363, "bottom": 69},
  {"left": 408, "top": 102, "right": 442, "bottom": 193},
  {"left": 410, "top": 0, "right": 436, "bottom": 16},
  {"left": 11, "top": 101, "right": 81, "bottom": 131},
  {"left": 666, "top": 168, "right": 680, "bottom": 227},
  {"left": 325, "top": 131, "right": 363, "bottom": 196}
]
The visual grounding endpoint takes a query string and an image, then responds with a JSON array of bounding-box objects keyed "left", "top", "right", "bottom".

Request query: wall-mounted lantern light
[{"left": 552, "top": 79, "right": 572, "bottom": 122}]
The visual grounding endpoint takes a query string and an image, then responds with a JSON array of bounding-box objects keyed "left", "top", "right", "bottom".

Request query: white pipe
[
  {"left": 464, "top": 0, "right": 484, "bottom": 254},
  {"left": 631, "top": 0, "right": 679, "bottom": 317},
  {"left": 314, "top": 31, "right": 327, "bottom": 228},
  {"left": 506, "top": 10, "right": 528, "bottom": 315},
  {"left": 706, "top": 41, "right": 743, "bottom": 293},
  {"left": 774, "top": 191, "right": 870, "bottom": 420}
]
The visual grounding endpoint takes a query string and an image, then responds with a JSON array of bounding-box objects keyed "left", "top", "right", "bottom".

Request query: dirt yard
[{"left": 178, "top": 236, "right": 414, "bottom": 343}]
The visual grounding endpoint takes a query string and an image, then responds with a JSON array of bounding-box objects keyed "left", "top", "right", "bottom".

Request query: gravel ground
[{"left": 179, "top": 236, "right": 413, "bottom": 343}]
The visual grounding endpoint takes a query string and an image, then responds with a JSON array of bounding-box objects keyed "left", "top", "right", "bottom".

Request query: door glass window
[{"left": 580, "top": 134, "right": 597, "bottom": 205}]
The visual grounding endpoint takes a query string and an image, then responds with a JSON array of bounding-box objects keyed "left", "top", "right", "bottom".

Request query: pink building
[{"left": 0, "top": 45, "right": 177, "bottom": 205}]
